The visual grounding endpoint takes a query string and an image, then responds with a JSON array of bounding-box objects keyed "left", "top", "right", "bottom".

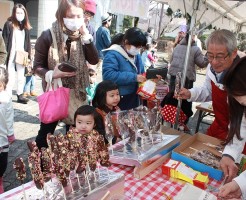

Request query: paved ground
[{"left": 2, "top": 56, "right": 213, "bottom": 192}]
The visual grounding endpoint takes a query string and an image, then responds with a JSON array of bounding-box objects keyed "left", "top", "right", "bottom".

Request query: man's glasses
[
  {"left": 84, "top": 11, "right": 94, "bottom": 18},
  {"left": 207, "top": 53, "right": 229, "bottom": 62}
]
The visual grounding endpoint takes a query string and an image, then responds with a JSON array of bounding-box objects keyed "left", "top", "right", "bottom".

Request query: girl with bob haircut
[
  {"left": 34, "top": 0, "right": 99, "bottom": 149},
  {"left": 92, "top": 80, "right": 121, "bottom": 143},
  {"left": 71, "top": 105, "right": 110, "bottom": 168},
  {"left": 73, "top": 105, "right": 106, "bottom": 141},
  {"left": 2, "top": 3, "right": 32, "bottom": 104},
  {"left": 102, "top": 27, "right": 147, "bottom": 110},
  {"left": 219, "top": 56, "right": 246, "bottom": 200}
]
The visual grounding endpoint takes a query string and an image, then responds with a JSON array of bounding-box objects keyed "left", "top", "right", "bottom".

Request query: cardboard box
[
  {"left": 171, "top": 133, "right": 223, "bottom": 181},
  {"left": 161, "top": 127, "right": 192, "bottom": 143}
]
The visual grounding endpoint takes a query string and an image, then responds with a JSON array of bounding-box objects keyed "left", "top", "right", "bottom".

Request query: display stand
[
  {"left": 109, "top": 134, "right": 180, "bottom": 179},
  {"left": 0, "top": 169, "right": 124, "bottom": 200}
]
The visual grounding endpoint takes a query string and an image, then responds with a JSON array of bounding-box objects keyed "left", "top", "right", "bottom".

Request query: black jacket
[{"left": 2, "top": 20, "right": 31, "bottom": 67}]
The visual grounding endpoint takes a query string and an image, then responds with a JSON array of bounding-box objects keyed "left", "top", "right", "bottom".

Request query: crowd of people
[{"left": 0, "top": 0, "right": 246, "bottom": 199}]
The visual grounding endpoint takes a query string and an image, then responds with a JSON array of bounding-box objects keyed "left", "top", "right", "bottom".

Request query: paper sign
[{"left": 109, "top": 0, "right": 150, "bottom": 18}]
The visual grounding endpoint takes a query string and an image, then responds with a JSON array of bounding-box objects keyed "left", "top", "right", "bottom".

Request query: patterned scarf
[{"left": 48, "top": 21, "right": 89, "bottom": 101}]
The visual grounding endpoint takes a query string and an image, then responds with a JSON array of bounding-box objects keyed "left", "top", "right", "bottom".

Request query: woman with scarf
[
  {"left": 34, "top": 0, "right": 99, "bottom": 149},
  {"left": 2, "top": 3, "right": 31, "bottom": 104}
]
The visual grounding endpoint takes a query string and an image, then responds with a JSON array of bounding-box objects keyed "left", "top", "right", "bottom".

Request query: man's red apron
[{"left": 207, "top": 81, "right": 246, "bottom": 154}]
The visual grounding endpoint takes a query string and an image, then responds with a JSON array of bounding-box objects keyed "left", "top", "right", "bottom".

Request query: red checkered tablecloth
[{"left": 109, "top": 163, "right": 222, "bottom": 200}]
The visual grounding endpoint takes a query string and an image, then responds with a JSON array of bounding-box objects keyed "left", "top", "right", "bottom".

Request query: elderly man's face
[{"left": 207, "top": 43, "right": 237, "bottom": 73}]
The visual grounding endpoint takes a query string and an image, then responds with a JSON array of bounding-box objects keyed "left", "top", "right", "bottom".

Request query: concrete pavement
[{"left": 3, "top": 76, "right": 66, "bottom": 192}]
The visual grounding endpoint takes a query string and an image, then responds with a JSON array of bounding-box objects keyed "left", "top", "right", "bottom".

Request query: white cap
[{"left": 101, "top": 13, "right": 112, "bottom": 23}]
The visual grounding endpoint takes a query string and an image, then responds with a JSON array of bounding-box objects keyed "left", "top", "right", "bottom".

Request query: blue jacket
[
  {"left": 102, "top": 45, "right": 144, "bottom": 95},
  {"left": 96, "top": 26, "right": 111, "bottom": 59}
]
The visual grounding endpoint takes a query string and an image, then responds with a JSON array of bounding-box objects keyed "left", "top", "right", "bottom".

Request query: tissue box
[{"left": 162, "top": 159, "right": 209, "bottom": 189}]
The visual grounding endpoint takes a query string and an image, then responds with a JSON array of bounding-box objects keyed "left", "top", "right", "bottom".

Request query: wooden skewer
[
  {"left": 77, "top": 174, "right": 81, "bottom": 188},
  {"left": 21, "top": 184, "right": 27, "bottom": 200},
  {"left": 101, "top": 191, "right": 110, "bottom": 200},
  {"left": 189, "top": 147, "right": 199, "bottom": 152},
  {"left": 62, "top": 187, "right": 67, "bottom": 200},
  {"left": 163, "top": 192, "right": 172, "bottom": 200},
  {"left": 180, "top": 151, "right": 191, "bottom": 157}
]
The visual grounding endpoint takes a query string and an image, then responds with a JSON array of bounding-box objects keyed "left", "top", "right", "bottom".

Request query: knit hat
[
  {"left": 84, "top": 0, "right": 96, "bottom": 15},
  {"left": 101, "top": 13, "right": 112, "bottom": 23}
]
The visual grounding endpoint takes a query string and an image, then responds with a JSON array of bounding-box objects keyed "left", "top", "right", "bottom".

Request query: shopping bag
[
  {"left": 37, "top": 78, "right": 70, "bottom": 124},
  {"left": 137, "top": 80, "right": 156, "bottom": 100},
  {"left": 160, "top": 104, "right": 187, "bottom": 125},
  {"left": 62, "top": 89, "right": 87, "bottom": 125},
  {"left": 15, "top": 50, "right": 29, "bottom": 66}
]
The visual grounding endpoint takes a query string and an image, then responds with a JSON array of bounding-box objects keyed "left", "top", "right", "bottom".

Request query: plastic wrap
[
  {"left": 0, "top": 169, "right": 124, "bottom": 200},
  {"left": 109, "top": 134, "right": 180, "bottom": 167}
]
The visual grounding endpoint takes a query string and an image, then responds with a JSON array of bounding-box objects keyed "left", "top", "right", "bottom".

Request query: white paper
[
  {"left": 142, "top": 80, "right": 156, "bottom": 95},
  {"left": 174, "top": 183, "right": 217, "bottom": 200}
]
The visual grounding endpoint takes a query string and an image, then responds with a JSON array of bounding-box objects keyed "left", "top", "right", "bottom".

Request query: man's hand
[
  {"left": 218, "top": 180, "right": 242, "bottom": 199},
  {"left": 220, "top": 156, "right": 239, "bottom": 182},
  {"left": 176, "top": 88, "right": 191, "bottom": 99}
]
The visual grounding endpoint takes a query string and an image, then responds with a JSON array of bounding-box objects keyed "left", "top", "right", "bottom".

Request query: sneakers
[
  {"left": 30, "top": 91, "right": 38, "bottom": 96},
  {"left": 23, "top": 92, "right": 30, "bottom": 97},
  {"left": 17, "top": 94, "right": 29, "bottom": 104}
]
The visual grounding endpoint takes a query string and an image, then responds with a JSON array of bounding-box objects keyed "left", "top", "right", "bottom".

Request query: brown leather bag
[{"left": 15, "top": 50, "right": 28, "bottom": 66}]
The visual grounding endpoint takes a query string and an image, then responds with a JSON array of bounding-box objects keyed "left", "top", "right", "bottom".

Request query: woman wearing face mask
[
  {"left": 103, "top": 27, "right": 147, "bottom": 110},
  {"left": 2, "top": 3, "right": 31, "bottom": 104},
  {"left": 33, "top": 0, "right": 99, "bottom": 149}
]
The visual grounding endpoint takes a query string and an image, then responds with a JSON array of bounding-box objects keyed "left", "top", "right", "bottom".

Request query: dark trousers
[
  {"left": 118, "top": 92, "right": 140, "bottom": 110},
  {"left": 0, "top": 152, "right": 8, "bottom": 177},
  {"left": 35, "top": 121, "right": 70, "bottom": 149}
]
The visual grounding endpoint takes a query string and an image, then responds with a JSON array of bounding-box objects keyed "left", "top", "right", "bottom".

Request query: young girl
[
  {"left": 141, "top": 44, "right": 157, "bottom": 70},
  {"left": 0, "top": 67, "right": 15, "bottom": 194},
  {"left": 72, "top": 105, "right": 110, "bottom": 168},
  {"left": 74, "top": 105, "right": 105, "bottom": 139},
  {"left": 92, "top": 80, "right": 121, "bottom": 143},
  {"left": 218, "top": 57, "right": 246, "bottom": 200},
  {"left": 86, "top": 68, "right": 97, "bottom": 105}
]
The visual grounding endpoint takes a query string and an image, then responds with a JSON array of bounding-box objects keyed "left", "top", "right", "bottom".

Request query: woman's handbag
[
  {"left": 15, "top": 50, "right": 29, "bottom": 66},
  {"left": 146, "top": 66, "right": 168, "bottom": 79},
  {"left": 24, "top": 65, "right": 33, "bottom": 77},
  {"left": 37, "top": 77, "right": 70, "bottom": 124}
]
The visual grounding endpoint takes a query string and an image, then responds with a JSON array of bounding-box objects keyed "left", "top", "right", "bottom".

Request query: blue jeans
[{"left": 23, "top": 75, "right": 35, "bottom": 93}]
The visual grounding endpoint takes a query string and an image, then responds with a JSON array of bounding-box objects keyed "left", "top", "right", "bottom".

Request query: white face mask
[
  {"left": 127, "top": 45, "right": 140, "bottom": 56},
  {"left": 16, "top": 14, "right": 25, "bottom": 22},
  {"left": 63, "top": 18, "right": 83, "bottom": 32}
]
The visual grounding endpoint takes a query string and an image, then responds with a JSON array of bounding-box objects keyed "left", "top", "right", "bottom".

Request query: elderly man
[
  {"left": 96, "top": 13, "right": 112, "bottom": 60},
  {"left": 95, "top": 12, "right": 112, "bottom": 71},
  {"left": 178, "top": 29, "right": 244, "bottom": 181}
]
